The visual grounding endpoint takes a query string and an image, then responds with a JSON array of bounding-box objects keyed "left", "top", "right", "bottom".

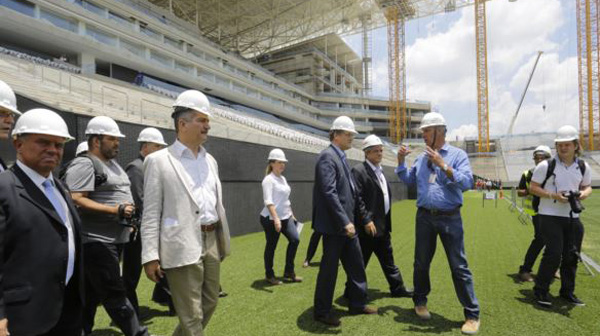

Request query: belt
[
  {"left": 201, "top": 223, "right": 216, "bottom": 232},
  {"left": 418, "top": 207, "right": 460, "bottom": 216}
]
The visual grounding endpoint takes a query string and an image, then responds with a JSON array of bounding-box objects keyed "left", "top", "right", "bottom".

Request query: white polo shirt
[{"left": 532, "top": 158, "right": 591, "bottom": 218}]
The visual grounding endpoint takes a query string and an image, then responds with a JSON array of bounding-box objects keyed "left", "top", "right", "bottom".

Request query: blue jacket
[{"left": 312, "top": 145, "right": 368, "bottom": 235}]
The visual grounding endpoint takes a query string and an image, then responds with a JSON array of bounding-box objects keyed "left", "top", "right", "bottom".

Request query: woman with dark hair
[{"left": 260, "top": 148, "right": 302, "bottom": 285}]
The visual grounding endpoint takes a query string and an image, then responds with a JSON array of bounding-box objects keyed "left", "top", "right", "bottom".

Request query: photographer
[
  {"left": 529, "top": 125, "right": 592, "bottom": 308},
  {"left": 64, "top": 116, "right": 149, "bottom": 336}
]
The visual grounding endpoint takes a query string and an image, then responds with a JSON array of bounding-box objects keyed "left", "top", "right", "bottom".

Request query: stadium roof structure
[{"left": 144, "top": 0, "right": 479, "bottom": 58}]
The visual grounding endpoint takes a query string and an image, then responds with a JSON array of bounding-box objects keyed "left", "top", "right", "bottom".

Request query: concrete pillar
[{"left": 78, "top": 53, "right": 96, "bottom": 75}]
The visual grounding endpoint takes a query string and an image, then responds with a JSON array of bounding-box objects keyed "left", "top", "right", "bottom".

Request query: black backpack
[
  {"left": 532, "top": 158, "right": 586, "bottom": 212},
  {"left": 59, "top": 153, "right": 108, "bottom": 187}
]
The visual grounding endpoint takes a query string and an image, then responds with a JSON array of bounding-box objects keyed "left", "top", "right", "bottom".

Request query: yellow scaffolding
[
  {"left": 386, "top": 6, "right": 406, "bottom": 144},
  {"left": 475, "top": 0, "right": 490, "bottom": 152}
]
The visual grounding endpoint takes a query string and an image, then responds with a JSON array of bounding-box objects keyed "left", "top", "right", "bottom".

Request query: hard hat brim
[
  {"left": 12, "top": 130, "right": 74, "bottom": 141},
  {"left": 554, "top": 137, "right": 578, "bottom": 142},
  {"left": 0, "top": 103, "right": 22, "bottom": 116},
  {"left": 420, "top": 123, "right": 445, "bottom": 130}
]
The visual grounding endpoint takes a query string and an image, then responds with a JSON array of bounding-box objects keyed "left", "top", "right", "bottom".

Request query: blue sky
[{"left": 344, "top": 0, "right": 578, "bottom": 140}]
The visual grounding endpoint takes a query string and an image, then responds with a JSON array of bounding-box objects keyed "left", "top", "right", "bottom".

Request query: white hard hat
[
  {"left": 420, "top": 112, "right": 446, "bottom": 130},
  {"left": 362, "top": 134, "right": 383, "bottom": 150},
  {"left": 330, "top": 116, "right": 357, "bottom": 134},
  {"left": 267, "top": 148, "right": 288, "bottom": 162},
  {"left": 0, "top": 80, "right": 21, "bottom": 116},
  {"left": 533, "top": 145, "right": 552, "bottom": 157},
  {"left": 172, "top": 90, "right": 211, "bottom": 117},
  {"left": 85, "top": 116, "right": 125, "bottom": 137},
  {"left": 554, "top": 125, "right": 578, "bottom": 142},
  {"left": 75, "top": 141, "right": 88, "bottom": 156},
  {"left": 137, "top": 127, "right": 167, "bottom": 145},
  {"left": 11, "top": 108, "right": 73, "bottom": 140}
]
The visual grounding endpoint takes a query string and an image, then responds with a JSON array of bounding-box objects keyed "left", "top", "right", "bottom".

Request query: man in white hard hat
[
  {"left": 396, "top": 112, "right": 480, "bottom": 335},
  {"left": 0, "top": 109, "right": 84, "bottom": 336},
  {"left": 122, "top": 127, "right": 167, "bottom": 316},
  {"left": 312, "top": 116, "right": 377, "bottom": 327},
  {"left": 350, "top": 135, "right": 413, "bottom": 298},
  {"left": 529, "top": 125, "right": 592, "bottom": 308},
  {"left": 517, "top": 145, "right": 552, "bottom": 282},
  {"left": 0, "top": 80, "right": 22, "bottom": 171},
  {"left": 63, "top": 116, "right": 149, "bottom": 336},
  {"left": 141, "top": 90, "right": 231, "bottom": 335}
]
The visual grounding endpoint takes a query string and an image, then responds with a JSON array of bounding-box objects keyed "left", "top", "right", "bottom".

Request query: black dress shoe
[
  {"left": 314, "top": 314, "right": 341, "bottom": 326},
  {"left": 391, "top": 287, "right": 414, "bottom": 298},
  {"left": 560, "top": 293, "right": 585, "bottom": 306},
  {"left": 348, "top": 305, "right": 378, "bottom": 315}
]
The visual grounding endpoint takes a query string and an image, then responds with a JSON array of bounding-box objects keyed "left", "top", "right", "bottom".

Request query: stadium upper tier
[{"left": 0, "top": 0, "right": 430, "bottom": 141}]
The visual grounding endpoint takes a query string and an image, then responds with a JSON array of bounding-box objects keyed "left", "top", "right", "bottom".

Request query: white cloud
[{"left": 447, "top": 123, "right": 478, "bottom": 141}]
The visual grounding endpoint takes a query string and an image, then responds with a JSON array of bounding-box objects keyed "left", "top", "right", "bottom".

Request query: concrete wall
[{"left": 0, "top": 96, "right": 408, "bottom": 236}]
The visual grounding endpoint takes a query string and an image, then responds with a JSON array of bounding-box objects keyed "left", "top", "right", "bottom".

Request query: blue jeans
[
  {"left": 260, "top": 216, "right": 300, "bottom": 278},
  {"left": 414, "top": 209, "right": 480, "bottom": 320}
]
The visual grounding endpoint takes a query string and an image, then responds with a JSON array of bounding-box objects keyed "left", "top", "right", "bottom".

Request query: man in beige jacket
[{"left": 141, "top": 90, "right": 231, "bottom": 336}]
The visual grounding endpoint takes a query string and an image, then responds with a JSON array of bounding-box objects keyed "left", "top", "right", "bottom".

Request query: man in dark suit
[
  {"left": 351, "top": 135, "right": 412, "bottom": 298},
  {"left": 0, "top": 80, "right": 21, "bottom": 172},
  {"left": 312, "top": 116, "right": 377, "bottom": 327},
  {"left": 0, "top": 108, "right": 83, "bottom": 336}
]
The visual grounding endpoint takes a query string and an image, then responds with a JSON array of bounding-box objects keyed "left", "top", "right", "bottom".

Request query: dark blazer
[
  {"left": 312, "top": 145, "right": 368, "bottom": 235},
  {"left": 125, "top": 156, "right": 144, "bottom": 213},
  {"left": 352, "top": 161, "right": 392, "bottom": 237},
  {"left": 0, "top": 164, "right": 83, "bottom": 336}
]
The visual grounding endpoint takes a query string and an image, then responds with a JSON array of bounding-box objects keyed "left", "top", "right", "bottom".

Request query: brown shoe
[
  {"left": 349, "top": 305, "right": 378, "bottom": 315},
  {"left": 414, "top": 305, "right": 431, "bottom": 320},
  {"left": 314, "top": 314, "right": 341, "bottom": 326},
  {"left": 519, "top": 272, "right": 534, "bottom": 282},
  {"left": 461, "top": 319, "right": 480, "bottom": 335},
  {"left": 266, "top": 277, "right": 282, "bottom": 285},
  {"left": 554, "top": 271, "right": 561, "bottom": 279},
  {"left": 283, "top": 273, "right": 303, "bottom": 283}
]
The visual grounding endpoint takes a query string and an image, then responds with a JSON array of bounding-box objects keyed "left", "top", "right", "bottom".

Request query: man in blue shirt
[{"left": 395, "top": 112, "right": 480, "bottom": 335}]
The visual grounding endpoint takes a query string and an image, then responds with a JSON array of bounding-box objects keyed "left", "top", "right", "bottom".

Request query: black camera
[{"left": 563, "top": 191, "right": 585, "bottom": 214}]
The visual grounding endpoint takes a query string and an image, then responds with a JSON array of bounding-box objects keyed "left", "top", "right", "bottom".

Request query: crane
[{"left": 506, "top": 51, "right": 543, "bottom": 137}]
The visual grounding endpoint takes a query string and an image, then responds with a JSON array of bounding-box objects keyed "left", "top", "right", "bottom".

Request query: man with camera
[
  {"left": 517, "top": 145, "right": 552, "bottom": 282},
  {"left": 529, "top": 125, "right": 592, "bottom": 308},
  {"left": 64, "top": 116, "right": 149, "bottom": 336}
]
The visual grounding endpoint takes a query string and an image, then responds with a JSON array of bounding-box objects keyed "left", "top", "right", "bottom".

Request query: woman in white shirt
[
  {"left": 260, "top": 149, "right": 302, "bottom": 285},
  {"left": 530, "top": 125, "right": 592, "bottom": 308}
]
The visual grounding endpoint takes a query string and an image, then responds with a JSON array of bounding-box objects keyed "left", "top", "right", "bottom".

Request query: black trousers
[
  {"left": 314, "top": 234, "right": 367, "bottom": 317},
  {"left": 122, "top": 231, "right": 142, "bottom": 314},
  {"left": 260, "top": 216, "right": 300, "bottom": 278},
  {"left": 534, "top": 215, "right": 584, "bottom": 296},
  {"left": 305, "top": 231, "right": 322, "bottom": 263},
  {"left": 359, "top": 233, "right": 406, "bottom": 294},
  {"left": 82, "top": 242, "right": 148, "bottom": 336},
  {"left": 39, "top": 279, "right": 83, "bottom": 336},
  {"left": 520, "top": 215, "right": 545, "bottom": 274}
]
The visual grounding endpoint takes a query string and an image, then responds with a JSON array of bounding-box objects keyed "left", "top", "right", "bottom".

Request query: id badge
[{"left": 428, "top": 173, "right": 437, "bottom": 184}]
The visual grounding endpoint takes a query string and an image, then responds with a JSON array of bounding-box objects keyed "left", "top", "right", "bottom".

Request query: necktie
[{"left": 43, "top": 179, "right": 67, "bottom": 223}]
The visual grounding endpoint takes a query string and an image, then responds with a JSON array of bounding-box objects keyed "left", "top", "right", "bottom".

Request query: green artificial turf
[{"left": 91, "top": 191, "right": 600, "bottom": 336}]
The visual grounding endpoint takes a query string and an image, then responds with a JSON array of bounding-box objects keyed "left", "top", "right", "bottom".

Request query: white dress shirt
[
  {"left": 16, "top": 160, "right": 75, "bottom": 284},
  {"left": 173, "top": 140, "right": 219, "bottom": 225},
  {"left": 366, "top": 160, "right": 390, "bottom": 214},
  {"left": 260, "top": 172, "right": 293, "bottom": 220}
]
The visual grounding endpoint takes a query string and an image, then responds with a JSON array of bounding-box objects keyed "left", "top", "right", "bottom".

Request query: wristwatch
[{"left": 442, "top": 164, "right": 448, "bottom": 172}]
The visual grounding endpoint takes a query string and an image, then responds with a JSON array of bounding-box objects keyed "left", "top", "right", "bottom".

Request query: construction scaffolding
[
  {"left": 577, "top": 0, "right": 600, "bottom": 150},
  {"left": 475, "top": 0, "right": 490, "bottom": 152},
  {"left": 361, "top": 15, "right": 373, "bottom": 96},
  {"left": 386, "top": 6, "right": 407, "bottom": 143}
]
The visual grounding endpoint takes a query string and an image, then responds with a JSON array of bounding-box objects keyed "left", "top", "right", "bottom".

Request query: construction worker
[
  {"left": 0, "top": 80, "right": 22, "bottom": 170},
  {"left": 517, "top": 145, "right": 551, "bottom": 282},
  {"left": 63, "top": 116, "right": 149, "bottom": 336},
  {"left": 123, "top": 127, "right": 167, "bottom": 316}
]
